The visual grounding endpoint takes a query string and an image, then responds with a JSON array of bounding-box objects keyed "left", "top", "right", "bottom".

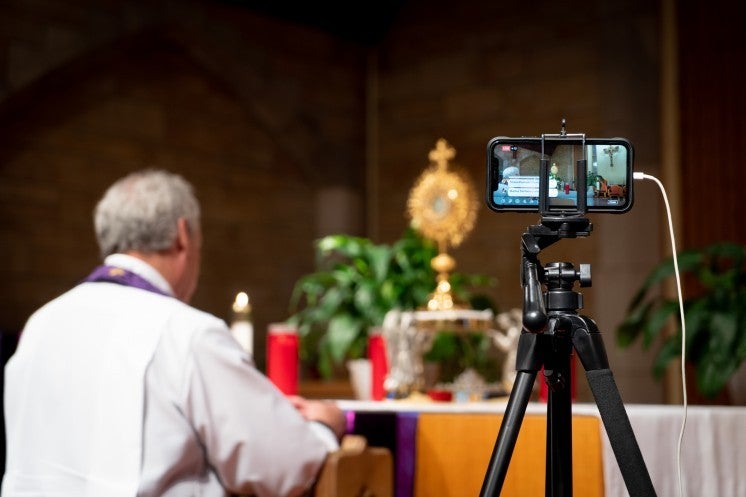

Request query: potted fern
[
  {"left": 616, "top": 242, "right": 746, "bottom": 399},
  {"left": 288, "top": 226, "right": 494, "bottom": 379}
]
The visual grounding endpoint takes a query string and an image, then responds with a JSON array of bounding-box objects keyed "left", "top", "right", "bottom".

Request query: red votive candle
[
  {"left": 267, "top": 323, "right": 299, "bottom": 395},
  {"left": 368, "top": 328, "right": 389, "bottom": 401}
]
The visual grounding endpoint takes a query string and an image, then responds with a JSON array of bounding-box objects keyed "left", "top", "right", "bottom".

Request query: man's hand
[{"left": 287, "top": 396, "right": 346, "bottom": 440}]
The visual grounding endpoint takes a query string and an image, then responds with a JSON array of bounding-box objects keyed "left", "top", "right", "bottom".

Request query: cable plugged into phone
[{"left": 634, "top": 171, "right": 688, "bottom": 497}]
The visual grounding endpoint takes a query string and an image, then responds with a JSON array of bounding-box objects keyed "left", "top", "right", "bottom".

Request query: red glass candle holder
[
  {"left": 368, "top": 328, "right": 389, "bottom": 400},
  {"left": 267, "top": 323, "right": 299, "bottom": 395}
]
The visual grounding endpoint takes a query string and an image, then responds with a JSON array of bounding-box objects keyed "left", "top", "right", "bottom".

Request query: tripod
[{"left": 479, "top": 213, "right": 657, "bottom": 497}]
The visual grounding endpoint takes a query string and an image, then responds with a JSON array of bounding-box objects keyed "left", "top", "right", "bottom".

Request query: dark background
[{"left": 0, "top": 0, "right": 743, "bottom": 414}]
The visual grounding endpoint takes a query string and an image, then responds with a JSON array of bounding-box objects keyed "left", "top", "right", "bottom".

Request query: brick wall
[
  {"left": 0, "top": 1, "right": 367, "bottom": 370},
  {"left": 0, "top": 0, "right": 668, "bottom": 401},
  {"left": 372, "top": 0, "right": 663, "bottom": 402}
]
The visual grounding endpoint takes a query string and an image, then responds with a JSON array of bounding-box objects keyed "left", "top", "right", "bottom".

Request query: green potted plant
[
  {"left": 288, "top": 226, "right": 494, "bottom": 379},
  {"left": 616, "top": 242, "right": 746, "bottom": 399},
  {"left": 585, "top": 173, "right": 601, "bottom": 198}
]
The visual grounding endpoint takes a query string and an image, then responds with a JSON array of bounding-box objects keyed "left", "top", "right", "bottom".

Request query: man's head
[{"left": 94, "top": 169, "right": 202, "bottom": 302}]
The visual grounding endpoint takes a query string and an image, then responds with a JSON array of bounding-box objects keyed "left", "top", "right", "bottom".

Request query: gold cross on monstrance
[{"left": 429, "top": 138, "right": 456, "bottom": 170}]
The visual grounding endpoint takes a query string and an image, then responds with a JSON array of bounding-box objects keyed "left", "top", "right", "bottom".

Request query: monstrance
[
  {"left": 381, "top": 139, "right": 494, "bottom": 397},
  {"left": 406, "top": 138, "right": 493, "bottom": 332}
]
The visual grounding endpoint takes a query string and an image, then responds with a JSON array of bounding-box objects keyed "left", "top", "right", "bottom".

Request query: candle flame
[{"left": 233, "top": 291, "right": 250, "bottom": 313}]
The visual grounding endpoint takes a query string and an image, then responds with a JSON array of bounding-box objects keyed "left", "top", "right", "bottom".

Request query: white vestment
[{"left": 3, "top": 254, "right": 334, "bottom": 497}]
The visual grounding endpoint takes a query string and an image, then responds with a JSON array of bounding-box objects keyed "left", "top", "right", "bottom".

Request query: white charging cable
[{"left": 633, "top": 171, "right": 688, "bottom": 497}]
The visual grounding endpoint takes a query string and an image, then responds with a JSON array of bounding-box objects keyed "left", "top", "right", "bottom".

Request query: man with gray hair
[{"left": 2, "top": 169, "right": 346, "bottom": 497}]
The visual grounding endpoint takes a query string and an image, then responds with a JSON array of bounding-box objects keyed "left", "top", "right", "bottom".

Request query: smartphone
[{"left": 485, "top": 136, "right": 634, "bottom": 213}]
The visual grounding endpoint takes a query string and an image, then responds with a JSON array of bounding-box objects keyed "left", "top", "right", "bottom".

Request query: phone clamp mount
[{"left": 479, "top": 127, "right": 657, "bottom": 496}]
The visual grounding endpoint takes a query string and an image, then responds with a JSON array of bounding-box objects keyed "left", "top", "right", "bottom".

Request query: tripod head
[{"left": 521, "top": 217, "right": 593, "bottom": 334}]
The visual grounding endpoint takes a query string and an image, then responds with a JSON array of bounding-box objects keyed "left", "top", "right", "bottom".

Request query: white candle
[{"left": 231, "top": 291, "right": 254, "bottom": 355}]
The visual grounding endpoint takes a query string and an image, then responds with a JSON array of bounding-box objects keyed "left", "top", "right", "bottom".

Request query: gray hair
[{"left": 94, "top": 169, "right": 201, "bottom": 259}]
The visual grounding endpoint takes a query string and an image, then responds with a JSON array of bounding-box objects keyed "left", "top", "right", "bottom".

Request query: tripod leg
[
  {"left": 544, "top": 335, "right": 573, "bottom": 497},
  {"left": 481, "top": 332, "right": 546, "bottom": 496},
  {"left": 573, "top": 317, "right": 657, "bottom": 497},
  {"left": 479, "top": 369, "right": 537, "bottom": 497},
  {"left": 586, "top": 369, "right": 657, "bottom": 497}
]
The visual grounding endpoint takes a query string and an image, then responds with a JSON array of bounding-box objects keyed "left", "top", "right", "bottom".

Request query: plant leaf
[
  {"left": 326, "top": 314, "right": 362, "bottom": 362},
  {"left": 652, "top": 337, "right": 681, "bottom": 378},
  {"left": 642, "top": 300, "right": 679, "bottom": 348},
  {"left": 616, "top": 300, "right": 655, "bottom": 347},
  {"left": 368, "top": 245, "right": 393, "bottom": 282},
  {"left": 696, "top": 346, "right": 736, "bottom": 398}
]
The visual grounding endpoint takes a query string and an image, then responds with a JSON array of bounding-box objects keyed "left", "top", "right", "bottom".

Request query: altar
[{"left": 338, "top": 400, "right": 746, "bottom": 497}]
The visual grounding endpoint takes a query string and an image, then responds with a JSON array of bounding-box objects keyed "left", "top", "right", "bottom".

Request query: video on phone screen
[{"left": 489, "top": 140, "right": 629, "bottom": 210}]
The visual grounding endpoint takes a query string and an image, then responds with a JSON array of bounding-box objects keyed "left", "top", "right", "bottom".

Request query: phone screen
[{"left": 486, "top": 137, "right": 634, "bottom": 213}]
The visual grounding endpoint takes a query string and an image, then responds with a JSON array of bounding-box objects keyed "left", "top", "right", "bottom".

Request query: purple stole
[{"left": 83, "top": 265, "right": 170, "bottom": 297}]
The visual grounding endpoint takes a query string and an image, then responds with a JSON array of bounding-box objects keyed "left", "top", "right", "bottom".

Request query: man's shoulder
[
  {"left": 35, "top": 282, "right": 227, "bottom": 332},
  {"left": 163, "top": 297, "right": 227, "bottom": 332}
]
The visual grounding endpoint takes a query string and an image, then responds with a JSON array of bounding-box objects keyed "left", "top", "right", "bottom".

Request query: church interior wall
[{"left": 1, "top": 0, "right": 742, "bottom": 404}]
